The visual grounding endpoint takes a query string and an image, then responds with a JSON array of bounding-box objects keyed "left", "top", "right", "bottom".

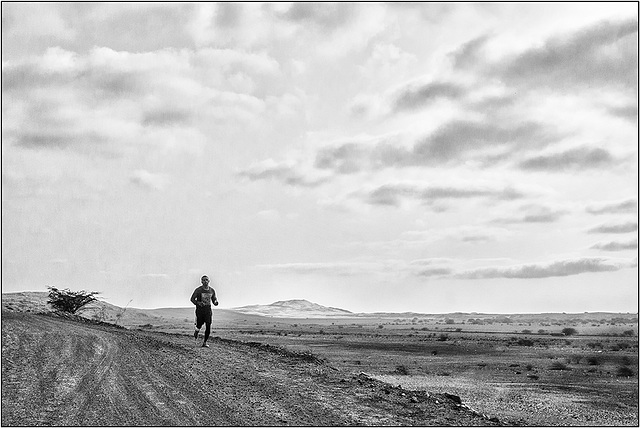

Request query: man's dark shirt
[{"left": 191, "top": 285, "right": 217, "bottom": 307}]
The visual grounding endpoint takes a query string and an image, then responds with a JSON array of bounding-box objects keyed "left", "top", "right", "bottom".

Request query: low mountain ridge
[{"left": 232, "top": 299, "right": 353, "bottom": 318}]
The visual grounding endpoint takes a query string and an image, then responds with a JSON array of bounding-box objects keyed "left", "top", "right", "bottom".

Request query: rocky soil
[{"left": 1, "top": 311, "right": 501, "bottom": 426}]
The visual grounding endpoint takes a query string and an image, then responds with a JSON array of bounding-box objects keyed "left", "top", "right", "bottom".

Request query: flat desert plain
[{"left": 129, "top": 307, "right": 639, "bottom": 426}]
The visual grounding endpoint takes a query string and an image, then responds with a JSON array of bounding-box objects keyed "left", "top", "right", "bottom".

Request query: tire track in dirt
[{"left": 2, "top": 312, "right": 500, "bottom": 426}]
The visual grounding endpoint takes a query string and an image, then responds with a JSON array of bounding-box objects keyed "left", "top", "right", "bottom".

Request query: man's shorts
[{"left": 195, "top": 305, "right": 212, "bottom": 328}]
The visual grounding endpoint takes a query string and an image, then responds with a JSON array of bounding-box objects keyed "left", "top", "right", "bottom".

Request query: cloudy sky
[{"left": 2, "top": 2, "right": 638, "bottom": 313}]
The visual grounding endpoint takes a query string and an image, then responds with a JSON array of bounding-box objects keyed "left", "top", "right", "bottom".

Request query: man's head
[{"left": 201, "top": 275, "right": 210, "bottom": 286}]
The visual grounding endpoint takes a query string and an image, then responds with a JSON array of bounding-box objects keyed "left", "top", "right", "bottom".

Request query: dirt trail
[{"left": 2, "top": 312, "right": 499, "bottom": 426}]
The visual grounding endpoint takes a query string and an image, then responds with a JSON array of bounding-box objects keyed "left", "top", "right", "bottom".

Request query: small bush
[
  {"left": 610, "top": 343, "right": 631, "bottom": 351},
  {"left": 622, "top": 330, "right": 635, "bottom": 337},
  {"left": 437, "top": 334, "right": 448, "bottom": 341},
  {"left": 517, "top": 338, "right": 535, "bottom": 346},
  {"left": 586, "top": 356, "right": 600, "bottom": 365},
  {"left": 617, "top": 366, "right": 634, "bottom": 377},
  {"left": 395, "top": 365, "right": 410, "bottom": 375},
  {"left": 47, "top": 286, "right": 100, "bottom": 314},
  {"left": 562, "top": 327, "right": 578, "bottom": 336},
  {"left": 549, "top": 362, "right": 570, "bottom": 371}
]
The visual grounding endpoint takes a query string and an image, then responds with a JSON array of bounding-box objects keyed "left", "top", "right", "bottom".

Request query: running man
[{"left": 190, "top": 275, "right": 218, "bottom": 348}]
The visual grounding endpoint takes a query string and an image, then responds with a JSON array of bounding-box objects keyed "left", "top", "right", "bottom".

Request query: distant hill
[{"left": 232, "top": 299, "right": 353, "bottom": 318}]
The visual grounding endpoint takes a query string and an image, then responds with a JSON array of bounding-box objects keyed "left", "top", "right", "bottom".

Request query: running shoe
[{"left": 201, "top": 343, "right": 209, "bottom": 348}]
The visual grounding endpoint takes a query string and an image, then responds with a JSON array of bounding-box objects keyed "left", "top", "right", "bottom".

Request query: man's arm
[
  {"left": 190, "top": 288, "right": 200, "bottom": 306},
  {"left": 212, "top": 289, "right": 218, "bottom": 306}
]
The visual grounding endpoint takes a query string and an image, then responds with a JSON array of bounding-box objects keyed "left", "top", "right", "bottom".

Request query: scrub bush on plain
[{"left": 47, "top": 286, "right": 100, "bottom": 314}]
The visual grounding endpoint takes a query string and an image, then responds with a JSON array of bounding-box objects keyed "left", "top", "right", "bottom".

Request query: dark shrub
[
  {"left": 549, "top": 362, "right": 570, "bottom": 370},
  {"left": 47, "top": 286, "right": 100, "bottom": 314},
  {"left": 395, "top": 365, "right": 410, "bottom": 375},
  {"left": 617, "top": 366, "right": 634, "bottom": 377},
  {"left": 610, "top": 343, "right": 631, "bottom": 351},
  {"left": 562, "top": 328, "right": 578, "bottom": 336},
  {"left": 586, "top": 356, "right": 600, "bottom": 365},
  {"left": 517, "top": 338, "right": 535, "bottom": 346}
]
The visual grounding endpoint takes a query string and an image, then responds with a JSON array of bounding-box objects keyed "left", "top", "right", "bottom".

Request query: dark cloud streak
[
  {"left": 237, "top": 163, "right": 328, "bottom": 188},
  {"left": 591, "top": 239, "right": 638, "bottom": 251},
  {"left": 518, "top": 146, "right": 616, "bottom": 171},
  {"left": 314, "top": 119, "right": 560, "bottom": 175},
  {"left": 587, "top": 199, "right": 637, "bottom": 215},
  {"left": 457, "top": 257, "right": 630, "bottom": 279},
  {"left": 588, "top": 221, "right": 638, "bottom": 234},
  {"left": 392, "top": 81, "right": 464, "bottom": 112},
  {"left": 497, "top": 19, "right": 638, "bottom": 91},
  {"left": 364, "top": 183, "right": 526, "bottom": 207}
]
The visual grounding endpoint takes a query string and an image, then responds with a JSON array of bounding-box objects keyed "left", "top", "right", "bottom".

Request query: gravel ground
[
  {"left": 374, "top": 374, "right": 639, "bottom": 426},
  {"left": 2, "top": 312, "right": 501, "bottom": 426}
]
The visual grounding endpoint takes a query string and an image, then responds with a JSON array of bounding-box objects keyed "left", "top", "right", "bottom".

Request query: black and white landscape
[{"left": 2, "top": 3, "right": 638, "bottom": 427}]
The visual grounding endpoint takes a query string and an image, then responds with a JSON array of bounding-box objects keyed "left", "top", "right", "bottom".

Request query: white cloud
[
  {"left": 360, "top": 42, "right": 418, "bottom": 82},
  {"left": 2, "top": 45, "right": 285, "bottom": 158},
  {"left": 130, "top": 170, "right": 168, "bottom": 191}
]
